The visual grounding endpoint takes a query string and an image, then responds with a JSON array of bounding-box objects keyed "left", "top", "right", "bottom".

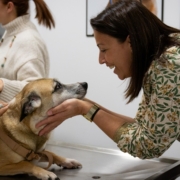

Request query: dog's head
[{"left": 7, "top": 78, "right": 88, "bottom": 135}]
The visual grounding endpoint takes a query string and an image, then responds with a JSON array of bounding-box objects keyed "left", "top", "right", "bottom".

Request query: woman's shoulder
[
  {"left": 144, "top": 44, "right": 180, "bottom": 83},
  {"left": 169, "top": 33, "right": 180, "bottom": 39},
  {"left": 15, "top": 26, "right": 46, "bottom": 49},
  {"left": 163, "top": 46, "right": 180, "bottom": 65},
  {"left": 18, "top": 24, "right": 43, "bottom": 40}
]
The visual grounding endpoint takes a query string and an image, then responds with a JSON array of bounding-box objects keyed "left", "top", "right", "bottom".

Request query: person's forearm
[
  {"left": 84, "top": 98, "right": 135, "bottom": 122},
  {"left": 97, "top": 106, "right": 135, "bottom": 123},
  {"left": 83, "top": 98, "right": 135, "bottom": 140},
  {"left": 37, "top": 98, "right": 135, "bottom": 137}
]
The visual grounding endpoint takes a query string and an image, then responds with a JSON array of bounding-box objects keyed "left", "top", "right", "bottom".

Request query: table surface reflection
[{"left": 0, "top": 141, "right": 179, "bottom": 180}]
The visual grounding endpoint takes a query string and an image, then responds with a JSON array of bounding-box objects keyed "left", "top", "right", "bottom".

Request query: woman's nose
[{"left": 99, "top": 53, "right": 105, "bottom": 64}]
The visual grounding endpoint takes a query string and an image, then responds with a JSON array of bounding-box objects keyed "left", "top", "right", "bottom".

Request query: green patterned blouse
[{"left": 114, "top": 35, "right": 180, "bottom": 159}]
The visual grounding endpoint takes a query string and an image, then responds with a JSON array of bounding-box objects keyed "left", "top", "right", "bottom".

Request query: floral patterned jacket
[{"left": 114, "top": 36, "right": 180, "bottom": 159}]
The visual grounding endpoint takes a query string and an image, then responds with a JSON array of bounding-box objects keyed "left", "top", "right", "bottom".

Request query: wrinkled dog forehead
[
  {"left": 9, "top": 79, "right": 63, "bottom": 107},
  {"left": 9, "top": 78, "right": 55, "bottom": 108},
  {"left": 23, "top": 79, "right": 55, "bottom": 96}
]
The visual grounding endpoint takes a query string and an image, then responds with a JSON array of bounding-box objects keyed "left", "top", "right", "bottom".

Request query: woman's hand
[
  {"left": 0, "top": 101, "right": 8, "bottom": 116},
  {"left": 0, "top": 79, "right": 4, "bottom": 92},
  {"left": 36, "top": 98, "right": 91, "bottom": 136}
]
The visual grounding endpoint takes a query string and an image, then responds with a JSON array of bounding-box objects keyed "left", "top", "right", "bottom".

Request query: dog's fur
[{"left": 0, "top": 78, "right": 88, "bottom": 180}]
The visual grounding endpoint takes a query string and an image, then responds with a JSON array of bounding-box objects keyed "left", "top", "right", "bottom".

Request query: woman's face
[
  {"left": 0, "top": 1, "right": 8, "bottom": 24},
  {"left": 94, "top": 30, "right": 132, "bottom": 80},
  {"left": 0, "top": 1, "right": 16, "bottom": 25}
]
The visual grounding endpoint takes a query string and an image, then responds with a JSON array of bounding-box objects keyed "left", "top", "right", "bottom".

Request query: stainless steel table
[{"left": 0, "top": 142, "right": 180, "bottom": 180}]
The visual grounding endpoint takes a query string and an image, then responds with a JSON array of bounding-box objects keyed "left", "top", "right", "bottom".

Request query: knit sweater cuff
[{"left": 0, "top": 78, "right": 26, "bottom": 102}]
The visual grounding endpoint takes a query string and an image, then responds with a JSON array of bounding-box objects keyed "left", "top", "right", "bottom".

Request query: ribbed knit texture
[{"left": 0, "top": 15, "right": 49, "bottom": 102}]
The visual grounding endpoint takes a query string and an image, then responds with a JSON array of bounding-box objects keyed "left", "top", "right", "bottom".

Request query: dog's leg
[
  {"left": 45, "top": 150, "right": 82, "bottom": 169},
  {"left": 0, "top": 161, "right": 59, "bottom": 180}
]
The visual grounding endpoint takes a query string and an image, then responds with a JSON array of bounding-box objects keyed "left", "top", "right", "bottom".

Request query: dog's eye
[{"left": 54, "top": 82, "right": 62, "bottom": 91}]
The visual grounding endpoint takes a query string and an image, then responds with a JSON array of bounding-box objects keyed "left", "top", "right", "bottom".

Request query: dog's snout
[{"left": 80, "top": 82, "right": 88, "bottom": 90}]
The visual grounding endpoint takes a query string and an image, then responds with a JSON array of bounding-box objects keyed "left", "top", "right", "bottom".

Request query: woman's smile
[{"left": 94, "top": 30, "right": 132, "bottom": 80}]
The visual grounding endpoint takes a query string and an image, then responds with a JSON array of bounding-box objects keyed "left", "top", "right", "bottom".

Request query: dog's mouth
[
  {"left": 74, "top": 90, "right": 87, "bottom": 100},
  {"left": 76, "top": 92, "right": 87, "bottom": 99}
]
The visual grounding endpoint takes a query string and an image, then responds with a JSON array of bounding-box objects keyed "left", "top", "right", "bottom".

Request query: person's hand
[
  {"left": 0, "top": 101, "right": 8, "bottom": 116},
  {"left": 36, "top": 98, "right": 85, "bottom": 136},
  {"left": 0, "top": 79, "right": 4, "bottom": 92}
]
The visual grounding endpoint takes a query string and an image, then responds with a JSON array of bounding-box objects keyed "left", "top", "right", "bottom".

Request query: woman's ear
[
  {"left": 126, "top": 35, "right": 131, "bottom": 44},
  {"left": 126, "top": 35, "right": 132, "bottom": 51},
  {"left": 6, "top": 2, "right": 15, "bottom": 13}
]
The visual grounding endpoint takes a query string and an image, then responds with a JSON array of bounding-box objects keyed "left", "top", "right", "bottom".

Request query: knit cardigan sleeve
[{"left": 0, "top": 57, "right": 49, "bottom": 102}]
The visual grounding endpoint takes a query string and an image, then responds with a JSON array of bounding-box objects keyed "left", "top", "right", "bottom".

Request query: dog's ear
[{"left": 20, "top": 93, "right": 41, "bottom": 122}]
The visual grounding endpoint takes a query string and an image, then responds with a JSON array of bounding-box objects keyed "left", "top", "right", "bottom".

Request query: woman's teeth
[{"left": 109, "top": 66, "right": 115, "bottom": 69}]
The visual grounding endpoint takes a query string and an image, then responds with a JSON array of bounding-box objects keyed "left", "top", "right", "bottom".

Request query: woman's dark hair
[
  {"left": 2, "top": 0, "right": 55, "bottom": 29},
  {"left": 90, "top": 0, "right": 180, "bottom": 103}
]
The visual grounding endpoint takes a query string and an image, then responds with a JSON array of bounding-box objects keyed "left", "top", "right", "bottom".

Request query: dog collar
[{"left": 0, "top": 126, "right": 53, "bottom": 169}]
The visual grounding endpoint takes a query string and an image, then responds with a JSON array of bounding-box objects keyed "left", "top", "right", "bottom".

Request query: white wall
[
  {"left": 87, "top": 0, "right": 108, "bottom": 36},
  {"left": 30, "top": 0, "right": 180, "bottom": 158},
  {"left": 163, "top": 0, "right": 180, "bottom": 29}
]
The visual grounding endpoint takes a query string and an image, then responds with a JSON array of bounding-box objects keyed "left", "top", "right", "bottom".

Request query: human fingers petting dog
[
  {"left": 37, "top": 98, "right": 92, "bottom": 136},
  {"left": 0, "top": 101, "right": 8, "bottom": 115}
]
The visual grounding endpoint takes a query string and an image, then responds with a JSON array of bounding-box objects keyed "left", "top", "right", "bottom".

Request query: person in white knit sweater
[{"left": 0, "top": 0, "right": 55, "bottom": 103}]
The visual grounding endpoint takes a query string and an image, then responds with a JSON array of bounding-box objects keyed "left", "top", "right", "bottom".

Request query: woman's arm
[
  {"left": 84, "top": 98, "right": 135, "bottom": 122},
  {"left": 36, "top": 98, "right": 135, "bottom": 138},
  {"left": 83, "top": 98, "right": 135, "bottom": 139}
]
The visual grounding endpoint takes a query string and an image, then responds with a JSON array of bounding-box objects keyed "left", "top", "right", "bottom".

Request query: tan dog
[{"left": 0, "top": 78, "right": 88, "bottom": 180}]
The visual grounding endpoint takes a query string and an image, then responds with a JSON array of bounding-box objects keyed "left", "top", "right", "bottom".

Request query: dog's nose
[{"left": 80, "top": 82, "right": 88, "bottom": 90}]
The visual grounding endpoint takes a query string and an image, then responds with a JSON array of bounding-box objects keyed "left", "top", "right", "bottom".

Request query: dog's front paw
[
  {"left": 31, "top": 167, "right": 60, "bottom": 180},
  {"left": 60, "top": 158, "right": 82, "bottom": 169}
]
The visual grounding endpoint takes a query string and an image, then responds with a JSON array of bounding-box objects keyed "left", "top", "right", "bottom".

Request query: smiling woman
[{"left": 36, "top": 0, "right": 180, "bottom": 161}]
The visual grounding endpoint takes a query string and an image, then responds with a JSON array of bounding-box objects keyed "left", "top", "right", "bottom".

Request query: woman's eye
[{"left": 100, "top": 49, "right": 106, "bottom": 52}]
